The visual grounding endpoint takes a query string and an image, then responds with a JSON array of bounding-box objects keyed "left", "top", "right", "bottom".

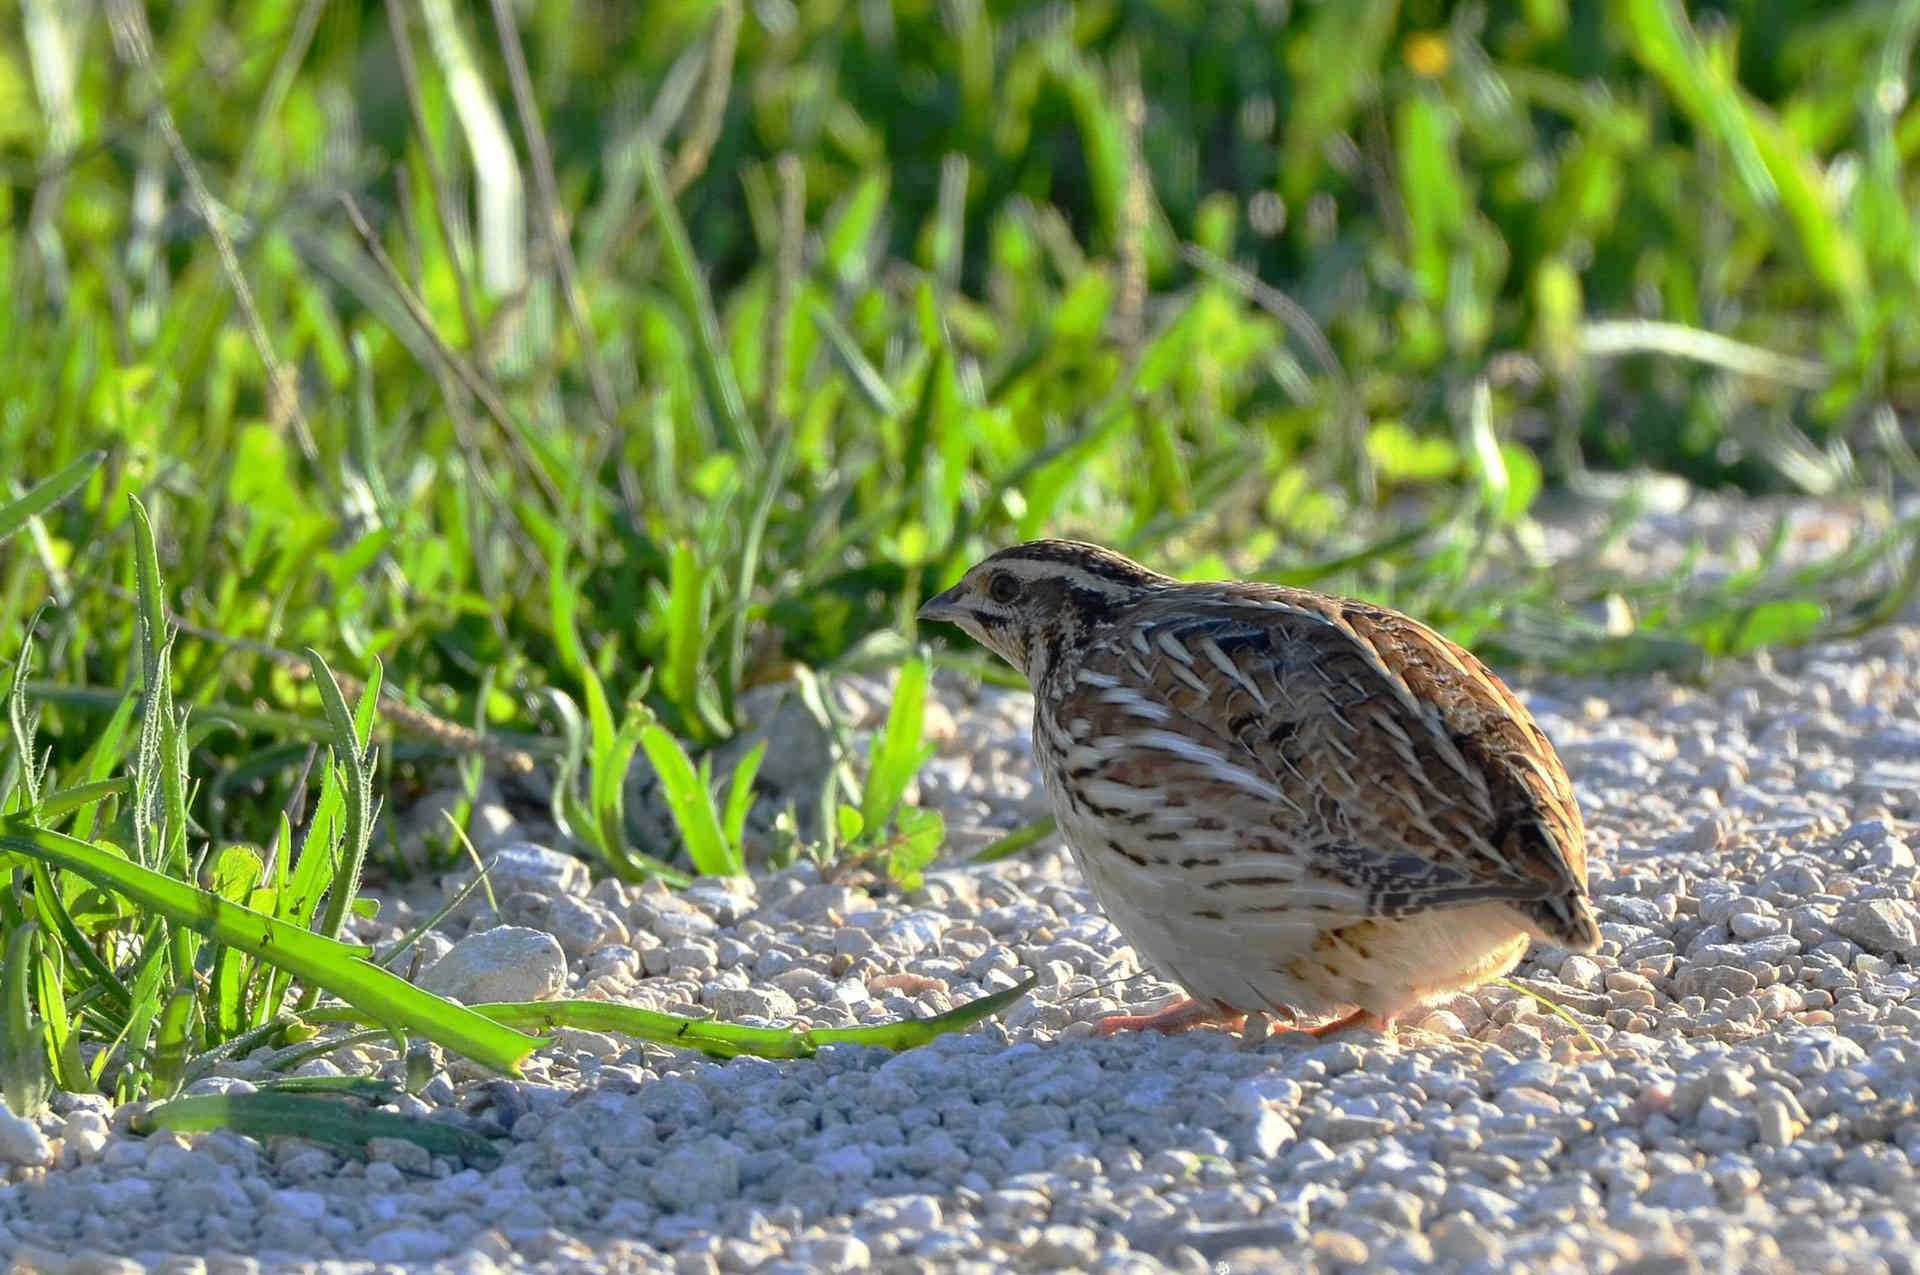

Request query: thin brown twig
[
  {"left": 340, "top": 187, "right": 515, "bottom": 579},
  {"left": 485, "top": 0, "right": 621, "bottom": 429},
  {"left": 104, "top": 0, "right": 322, "bottom": 471},
  {"left": 104, "top": 583, "right": 542, "bottom": 775},
  {"left": 762, "top": 152, "right": 806, "bottom": 427},
  {"left": 337, "top": 191, "right": 566, "bottom": 512},
  {"left": 604, "top": 1, "right": 742, "bottom": 269},
  {"left": 1113, "top": 49, "right": 1149, "bottom": 353},
  {"left": 667, "top": 0, "right": 742, "bottom": 194},
  {"left": 1180, "top": 241, "right": 1374, "bottom": 502},
  {"left": 230, "top": 0, "right": 330, "bottom": 212}
]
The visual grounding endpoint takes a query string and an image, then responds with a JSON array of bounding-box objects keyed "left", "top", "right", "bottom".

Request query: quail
[{"left": 918, "top": 539, "right": 1600, "bottom": 1038}]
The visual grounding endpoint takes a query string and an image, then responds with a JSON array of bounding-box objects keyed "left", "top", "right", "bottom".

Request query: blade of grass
[
  {"left": 720, "top": 739, "right": 766, "bottom": 852},
  {"left": 637, "top": 136, "right": 756, "bottom": 460},
  {"left": 638, "top": 723, "right": 740, "bottom": 876},
  {"left": 970, "top": 815, "right": 1058, "bottom": 864},
  {"left": 135, "top": 1091, "right": 501, "bottom": 1168},
  {"left": 862, "top": 653, "right": 931, "bottom": 834},
  {"left": 1, "top": 922, "right": 53, "bottom": 1115},
  {"left": 33, "top": 940, "right": 89, "bottom": 1094},
  {"left": 148, "top": 985, "right": 196, "bottom": 1099},
  {"left": 0, "top": 820, "right": 545, "bottom": 1075},
  {"left": 305, "top": 650, "right": 376, "bottom": 948},
  {"left": 466, "top": 972, "right": 1036, "bottom": 1059},
  {"left": 257, "top": 1074, "right": 405, "bottom": 1101},
  {"left": 0, "top": 449, "right": 103, "bottom": 547}
]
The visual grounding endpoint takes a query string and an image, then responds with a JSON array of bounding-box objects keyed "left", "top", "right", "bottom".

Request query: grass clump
[{"left": 0, "top": 500, "right": 1031, "bottom": 1141}]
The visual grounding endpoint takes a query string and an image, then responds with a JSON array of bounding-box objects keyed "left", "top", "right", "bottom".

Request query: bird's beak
[{"left": 916, "top": 584, "right": 967, "bottom": 624}]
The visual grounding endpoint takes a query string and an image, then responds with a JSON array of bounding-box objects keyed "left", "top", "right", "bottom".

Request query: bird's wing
[{"left": 1055, "top": 590, "right": 1587, "bottom": 928}]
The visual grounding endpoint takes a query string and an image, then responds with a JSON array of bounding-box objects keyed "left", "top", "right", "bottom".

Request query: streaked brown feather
[{"left": 921, "top": 539, "right": 1601, "bottom": 1028}]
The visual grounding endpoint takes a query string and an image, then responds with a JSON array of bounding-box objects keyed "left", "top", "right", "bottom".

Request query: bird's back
[{"left": 1038, "top": 581, "right": 1598, "bottom": 951}]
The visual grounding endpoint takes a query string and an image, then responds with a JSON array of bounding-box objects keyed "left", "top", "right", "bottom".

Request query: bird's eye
[{"left": 988, "top": 572, "right": 1022, "bottom": 605}]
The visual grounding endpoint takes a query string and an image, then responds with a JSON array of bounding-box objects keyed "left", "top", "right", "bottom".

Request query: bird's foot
[
  {"left": 1234, "top": 1007, "right": 1390, "bottom": 1048},
  {"left": 1299, "top": 1007, "right": 1391, "bottom": 1037},
  {"left": 1095, "top": 998, "right": 1245, "bottom": 1037}
]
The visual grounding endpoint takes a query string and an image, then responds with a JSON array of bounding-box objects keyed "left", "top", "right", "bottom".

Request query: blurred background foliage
[{"left": 3, "top": 0, "right": 1919, "bottom": 870}]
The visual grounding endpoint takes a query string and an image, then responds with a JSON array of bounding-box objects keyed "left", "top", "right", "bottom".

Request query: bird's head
[{"left": 917, "top": 539, "right": 1170, "bottom": 684}]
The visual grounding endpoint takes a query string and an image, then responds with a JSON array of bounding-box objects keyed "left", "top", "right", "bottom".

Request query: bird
[{"left": 917, "top": 539, "right": 1599, "bottom": 1041}]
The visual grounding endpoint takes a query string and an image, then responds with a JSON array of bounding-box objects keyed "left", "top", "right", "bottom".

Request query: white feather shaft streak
[
  {"left": 1128, "top": 729, "right": 1308, "bottom": 814},
  {"left": 1195, "top": 635, "right": 1269, "bottom": 708}
]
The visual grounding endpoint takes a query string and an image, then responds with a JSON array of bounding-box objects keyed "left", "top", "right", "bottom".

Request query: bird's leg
[
  {"left": 1300, "top": 1007, "right": 1390, "bottom": 1037},
  {"left": 1095, "top": 998, "right": 1246, "bottom": 1037}
]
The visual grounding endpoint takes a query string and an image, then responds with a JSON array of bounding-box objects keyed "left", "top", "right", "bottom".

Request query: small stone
[
  {"left": 1756, "top": 1097, "right": 1800, "bottom": 1149},
  {"left": 419, "top": 926, "right": 567, "bottom": 1002},
  {"left": 783, "top": 884, "right": 872, "bottom": 921},
  {"left": 1245, "top": 1109, "right": 1297, "bottom": 1158},
  {"left": 1834, "top": 899, "right": 1919, "bottom": 957},
  {"left": 711, "top": 986, "right": 800, "bottom": 1022},
  {"left": 0, "top": 1105, "right": 52, "bottom": 1166},
  {"left": 651, "top": 1136, "right": 741, "bottom": 1209},
  {"left": 681, "top": 881, "right": 757, "bottom": 925},
  {"left": 366, "top": 1136, "right": 434, "bottom": 1175},
  {"left": 1647, "top": 1171, "right": 1716, "bottom": 1211},
  {"left": 365, "top": 1227, "right": 453, "bottom": 1262},
  {"left": 1311, "top": 1231, "right": 1370, "bottom": 1266},
  {"left": 1561, "top": 954, "right": 1604, "bottom": 990},
  {"left": 1672, "top": 961, "right": 1760, "bottom": 1000},
  {"left": 1430, "top": 1215, "right": 1503, "bottom": 1263},
  {"left": 460, "top": 841, "right": 590, "bottom": 898},
  {"left": 1870, "top": 838, "right": 1915, "bottom": 868},
  {"left": 789, "top": 1236, "right": 870, "bottom": 1270},
  {"left": 543, "top": 895, "right": 630, "bottom": 959},
  {"left": 1028, "top": 1224, "right": 1099, "bottom": 1266}
]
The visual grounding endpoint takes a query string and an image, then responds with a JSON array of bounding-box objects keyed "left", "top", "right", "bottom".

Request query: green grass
[
  {"left": 2, "top": 0, "right": 1919, "bottom": 1114},
  {"left": 0, "top": 504, "right": 1033, "bottom": 1136}
]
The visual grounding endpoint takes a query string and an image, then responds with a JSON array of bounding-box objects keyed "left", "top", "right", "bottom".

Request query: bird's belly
[{"left": 1050, "top": 795, "right": 1531, "bottom": 1020}]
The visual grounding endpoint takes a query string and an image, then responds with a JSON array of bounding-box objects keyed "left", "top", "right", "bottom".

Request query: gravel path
[{"left": 4, "top": 497, "right": 1919, "bottom": 1275}]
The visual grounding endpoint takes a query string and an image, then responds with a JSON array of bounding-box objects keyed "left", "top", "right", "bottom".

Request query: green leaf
[
  {"left": 256, "top": 1074, "right": 405, "bottom": 1102},
  {"left": 136, "top": 1093, "right": 501, "bottom": 1168},
  {"left": 970, "top": 815, "right": 1058, "bottom": 864},
  {"left": 34, "top": 941, "right": 90, "bottom": 1094},
  {"left": 811, "top": 300, "right": 899, "bottom": 417},
  {"left": 720, "top": 740, "right": 766, "bottom": 851},
  {"left": 638, "top": 137, "right": 756, "bottom": 459},
  {"left": 0, "top": 922, "right": 52, "bottom": 1116},
  {"left": 149, "top": 986, "right": 197, "bottom": 1100},
  {"left": 884, "top": 806, "right": 943, "bottom": 890},
  {"left": 463, "top": 973, "right": 1036, "bottom": 1060},
  {"left": 0, "top": 820, "right": 545, "bottom": 1076},
  {"left": 304, "top": 650, "right": 375, "bottom": 951},
  {"left": 6, "top": 614, "right": 44, "bottom": 810},
  {"left": 0, "top": 450, "right": 104, "bottom": 547},
  {"left": 638, "top": 724, "right": 739, "bottom": 876},
  {"left": 808, "top": 972, "right": 1034, "bottom": 1051},
  {"left": 862, "top": 654, "right": 930, "bottom": 835}
]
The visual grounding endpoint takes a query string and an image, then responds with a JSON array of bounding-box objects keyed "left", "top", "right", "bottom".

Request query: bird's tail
[{"left": 1522, "top": 890, "right": 1602, "bottom": 953}]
